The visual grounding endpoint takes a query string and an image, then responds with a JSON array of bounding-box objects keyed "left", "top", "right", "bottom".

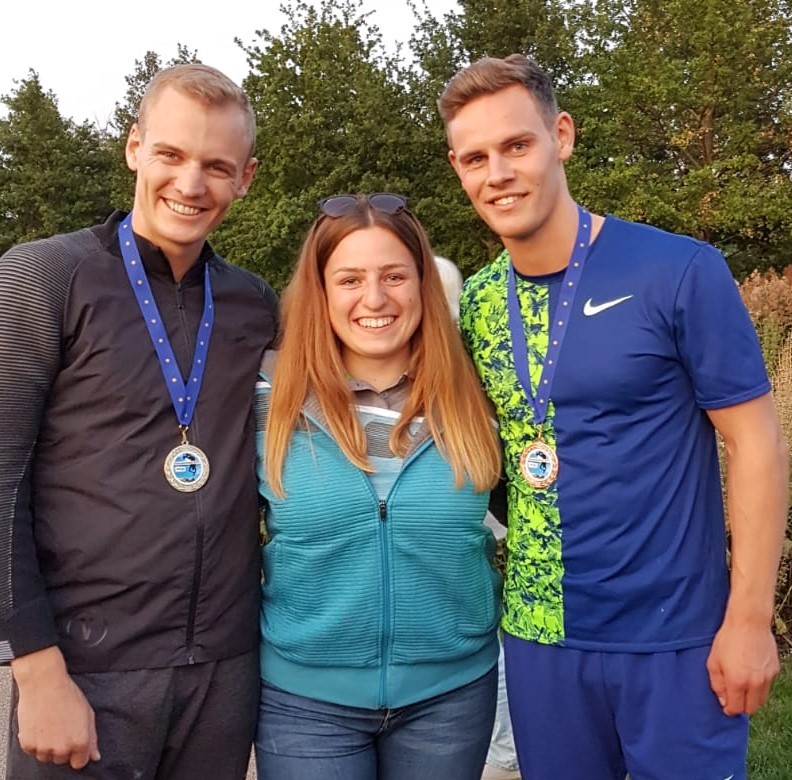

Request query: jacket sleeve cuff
[{"left": 1, "top": 597, "right": 59, "bottom": 661}]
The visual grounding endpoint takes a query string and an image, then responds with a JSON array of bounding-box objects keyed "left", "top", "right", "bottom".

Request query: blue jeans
[
  {"left": 255, "top": 666, "right": 497, "bottom": 780},
  {"left": 486, "top": 639, "right": 519, "bottom": 771}
]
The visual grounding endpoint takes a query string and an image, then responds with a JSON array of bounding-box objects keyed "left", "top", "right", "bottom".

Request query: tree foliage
[
  {"left": 447, "top": 0, "right": 575, "bottom": 83},
  {"left": 214, "top": 0, "right": 422, "bottom": 287},
  {"left": 2, "top": 0, "right": 791, "bottom": 280},
  {"left": 0, "top": 72, "right": 113, "bottom": 255},
  {"left": 569, "top": 0, "right": 792, "bottom": 275}
]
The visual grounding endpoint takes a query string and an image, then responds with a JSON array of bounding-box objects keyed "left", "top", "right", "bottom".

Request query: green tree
[
  {"left": 217, "top": 0, "right": 423, "bottom": 287},
  {"left": 397, "top": 1, "right": 493, "bottom": 275},
  {"left": 570, "top": 0, "right": 792, "bottom": 275},
  {"left": 0, "top": 72, "right": 113, "bottom": 255},
  {"left": 445, "top": 0, "right": 575, "bottom": 84}
]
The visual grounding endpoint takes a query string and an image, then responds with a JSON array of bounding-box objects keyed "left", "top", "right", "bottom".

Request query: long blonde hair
[{"left": 266, "top": 196, "right": 501, "bottom": 497}]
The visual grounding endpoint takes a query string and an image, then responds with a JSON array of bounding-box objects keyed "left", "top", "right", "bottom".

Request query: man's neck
[
  {"left": 128, "top": 215, "right": 204, "bottom": 282},
  {"left": 143, "top": 239, "right": 203, "bottom": 283},
  {"left": 505, "top": 200, "right": 603, "bottom": 276},
  {"left": 166, "top": 251, "right": 202, "bottom": 283}
]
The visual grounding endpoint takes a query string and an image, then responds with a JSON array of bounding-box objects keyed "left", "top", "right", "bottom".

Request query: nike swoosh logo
[{"left": 583, "top": 295, "right": 634, "bottom": 316}]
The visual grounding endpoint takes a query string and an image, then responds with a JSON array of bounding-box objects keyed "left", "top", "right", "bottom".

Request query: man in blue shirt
[{"left": 440, "top": 53, "right": 788, "bottom": 780}]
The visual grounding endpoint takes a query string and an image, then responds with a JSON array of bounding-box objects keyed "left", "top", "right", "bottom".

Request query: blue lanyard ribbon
[
  {"left": 118, "top": 216, "right": 214, "bottom": 428},
  {"left": 506, "top": 204, "right": 592, "bottom": 427}
]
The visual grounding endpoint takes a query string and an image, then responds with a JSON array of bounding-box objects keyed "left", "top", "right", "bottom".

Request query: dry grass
[
  {"left": 721, "top": 266, "right": 792, "bottom": 655},
  {"left": 740, "top": 268, "right": 792, "bottom": 375},
  {"left": 770, "top": 333, "right": 792, "bottom": 650},
  {"left": 735, "top": 269, "right": 792, "bottom": 651}
]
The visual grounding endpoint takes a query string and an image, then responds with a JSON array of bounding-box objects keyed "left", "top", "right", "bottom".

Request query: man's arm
[
  {"left": 0, "top": 239, "right": 100, "bottom": 767},
  {"left": 706, "top": 392, "right": 788, "bottom": 716},
  {"left": 0, "top": 242, "right": 63, "bottom": 655}
]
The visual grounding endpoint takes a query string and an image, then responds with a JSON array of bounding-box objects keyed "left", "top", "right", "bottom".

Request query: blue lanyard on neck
[
  {"left": 506, "top": 205, "right": 592, "bottom": 426},
  {"left": 118, "top": 216, "right": 215, "bottom": 427}
]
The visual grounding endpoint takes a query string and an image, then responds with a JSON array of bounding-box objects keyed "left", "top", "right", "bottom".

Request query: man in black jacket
[{"left": 0, "top": 63, "right": 278, "bottom": 779}]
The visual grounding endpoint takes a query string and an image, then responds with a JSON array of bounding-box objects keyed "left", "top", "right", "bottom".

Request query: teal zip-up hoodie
[{"left": 254, "top": 365, "right": 500, "bottom": 710}]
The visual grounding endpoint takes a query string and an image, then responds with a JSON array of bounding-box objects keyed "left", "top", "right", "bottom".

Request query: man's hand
[
  {"left": 706, "top": 616, "right": 780, "bottom": 716},
  {"left": 11, "top": 646, "right": 100, "bottom": 769}
]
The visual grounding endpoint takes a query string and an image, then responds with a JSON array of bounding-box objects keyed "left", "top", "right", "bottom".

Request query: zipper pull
[{"left": 379, "top": 500, "right": 387, "bottom": 522}]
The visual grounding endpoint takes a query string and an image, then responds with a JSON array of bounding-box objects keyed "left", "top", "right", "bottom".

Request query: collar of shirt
[
  {"left": 98, "top": 211, "right": 212, "bottom": 284},
  {"left": 347, "top": 373, "right": 412, "bottom": 413}
]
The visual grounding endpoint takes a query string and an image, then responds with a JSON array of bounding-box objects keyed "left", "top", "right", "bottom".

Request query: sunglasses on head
[{"left": 318, "top": 193, "right": 408, "bottom": 218}]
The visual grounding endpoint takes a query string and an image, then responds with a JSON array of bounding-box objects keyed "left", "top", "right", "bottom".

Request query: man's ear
[
  {"left": 125, "top": 123, "right": 142, "bottom": 173},
  {"left": 555, "top": 111, "right": 576, "bottom": 162},
  {"left": 448, "top": 149, "right": 463, "bottom": 181},
  {"left": 236, "top": 157, "right": 258, "bottom": 198}
]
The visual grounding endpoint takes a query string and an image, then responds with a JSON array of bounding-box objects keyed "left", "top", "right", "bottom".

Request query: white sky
[{"left": 1, "top": 0, "right": 459, "bottom": 127}]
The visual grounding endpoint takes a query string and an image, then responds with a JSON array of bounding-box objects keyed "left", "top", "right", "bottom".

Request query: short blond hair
[{"left": 138, "top": 63, "right": 256, "bottom": 158}]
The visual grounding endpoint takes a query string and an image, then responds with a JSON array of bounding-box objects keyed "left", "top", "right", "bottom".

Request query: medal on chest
[
  {"left": 119, "top": 216, "right": 215, "bottom": 492},
  {"left": 164, "top": 430, "right": 211, "bottom": 492},
  {"left": 519, "top": 439, "right": 559, "bottom": 489},
  {"left": 507, "top": 205, "right": 592, "bottom": 490}
]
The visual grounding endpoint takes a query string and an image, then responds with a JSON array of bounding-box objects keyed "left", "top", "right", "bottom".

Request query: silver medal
[{"left": 164, "top": 443, "right": 210, "bottom": 492}]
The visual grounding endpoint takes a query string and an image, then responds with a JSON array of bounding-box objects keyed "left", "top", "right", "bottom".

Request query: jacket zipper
[
  {"left": 174, "top": 279, "right": 203, "bottom": 665},
  {"left": 291, "top": 402, "right": 435, "bottom": 707},
  {"left": 378, "top": 499, "right": 390, "bottom": 707}
]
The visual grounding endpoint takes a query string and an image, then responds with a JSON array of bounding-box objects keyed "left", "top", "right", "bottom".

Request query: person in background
[
  {"left": 0, "top": 63, "right": 278, "bottom": 779},
  {"left": 433, "top": 254, "right": 521, "bottom": 780},
  {"left": 439, "top": 53, "right": 788, "bottom": 780},
  {"left": 254, "top": 193, "right": 502, "bottom": 780},
  {"left": 433, "top": 254, "right": 463, "bottom": 323}
]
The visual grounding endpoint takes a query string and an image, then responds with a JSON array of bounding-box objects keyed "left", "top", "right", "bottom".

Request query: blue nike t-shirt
[{"left": 460, "top": 216, "right": 770, "bottom": 651}]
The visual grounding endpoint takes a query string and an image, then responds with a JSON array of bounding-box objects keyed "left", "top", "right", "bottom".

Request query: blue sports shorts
[{"left": 503, "top": 634, "right": 748, "bottom": 780}]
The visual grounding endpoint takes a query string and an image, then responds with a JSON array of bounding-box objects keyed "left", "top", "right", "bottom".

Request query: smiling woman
[
  {"left": 323, "top": 224, "right": 422, "bottom": 390},
  {"left": 252, "top": 192, "right": 503, "bottom": 780}
]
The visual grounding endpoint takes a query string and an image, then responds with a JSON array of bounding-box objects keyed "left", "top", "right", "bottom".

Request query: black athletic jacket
[{"left": 0, "top": 212, "right": 278, "bottom": 673}]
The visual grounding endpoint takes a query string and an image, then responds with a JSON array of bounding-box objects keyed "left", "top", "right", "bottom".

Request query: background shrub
[{"left": 739, "top": 268, "right": 792, "bottom": 654}]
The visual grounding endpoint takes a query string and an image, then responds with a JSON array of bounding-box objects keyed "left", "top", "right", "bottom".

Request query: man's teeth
[
  {"left": 358, "top": 317, "right": 395, "bottom": 329},
  {"left": 167, "top": 201, "right": 201, "bottom": 216},
  {"left": 494, "top": 196, "right": 519, "bottom": 206}
]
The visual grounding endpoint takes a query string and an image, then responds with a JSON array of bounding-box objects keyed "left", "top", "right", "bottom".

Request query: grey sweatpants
[{"left": 7, "top": 650, "right": 259, "bottom": 780}]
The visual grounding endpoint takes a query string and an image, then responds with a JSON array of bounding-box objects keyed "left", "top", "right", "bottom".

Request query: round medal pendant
[
  {"left": 164, "top": 444, "right": 210, "bottom": 492},
  {"left": 519, "top": 441, "right": 559, "bottom": 489}
]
